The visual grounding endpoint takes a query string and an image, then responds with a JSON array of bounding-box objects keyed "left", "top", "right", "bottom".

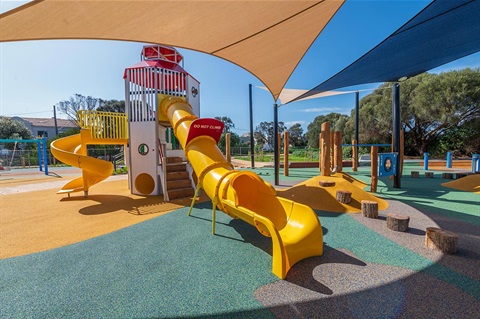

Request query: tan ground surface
[
  {"left": 1, "top": 177, "right": 205, "bottom": 259},
  {"left": 1, "top": 168, "right": 389, "bottom": 259}
]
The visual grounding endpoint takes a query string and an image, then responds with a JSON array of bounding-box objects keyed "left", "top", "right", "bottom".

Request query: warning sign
[{"left": 186, "top": 118, "right": 224, "bottom": 145}]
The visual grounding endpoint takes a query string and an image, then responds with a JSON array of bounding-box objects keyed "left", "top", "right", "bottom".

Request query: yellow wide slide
[{"left": 159, "top": 96, "right": 323, "bottom": 279}]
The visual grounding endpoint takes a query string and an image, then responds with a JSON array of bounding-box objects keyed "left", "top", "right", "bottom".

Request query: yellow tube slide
[
  {"left": 160, "top": 96, "right": 323, "bottom": 279},
  {"left": 51, "top": 129, "right": 126, "bottom": 195}
]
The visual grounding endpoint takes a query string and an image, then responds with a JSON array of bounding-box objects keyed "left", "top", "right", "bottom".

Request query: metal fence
[{"left": 0, "top": 147, "right": 125, "bottom": 169}]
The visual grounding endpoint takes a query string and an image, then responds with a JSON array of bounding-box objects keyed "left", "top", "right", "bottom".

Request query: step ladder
[{"left": 165, "top": 157, "right": 195, "bottom": 200}]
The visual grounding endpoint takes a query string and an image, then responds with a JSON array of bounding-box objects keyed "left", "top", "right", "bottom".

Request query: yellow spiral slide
[
  {"left": 51, "top": 129, "right": 127, "bottom": 196},
  {"left": 160, "top": 96, "right": 323, "bottom": 279}
]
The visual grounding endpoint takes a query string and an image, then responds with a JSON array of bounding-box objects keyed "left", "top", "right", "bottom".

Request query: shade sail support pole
[
  {"left": 274, "top": 102, "right": 279, "bottom": 186},
  {"left": 249, "top": 84, "right": 255, "bottom": 168},
  {"left": 392, "top": 83, "right": 401, "bottom": 188},
  {"left": 355, "top": 91, "right": 359, "bottom": 144}
]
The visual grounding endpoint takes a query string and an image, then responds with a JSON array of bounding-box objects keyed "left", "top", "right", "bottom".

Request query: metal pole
[
  {"left": 249, "top": 84, "right": 255, "bottom": 168},
  {"left": 53, "top": 105, "right": 59, "bottom": 137},
  {"left": 355, "top": 91, "right": 359, "bottom": 144},
  {"left": 273, "top": 103, "right": 279, "bottom": 186},
  {"left": 37, "top": 141, "right": 43, "bottom": 172},
  {"left": 392, "top": 83, "right": 401, "bottom": 188},
  {"left": 43, "top": 137, "right": 48, "bottom": 175}
]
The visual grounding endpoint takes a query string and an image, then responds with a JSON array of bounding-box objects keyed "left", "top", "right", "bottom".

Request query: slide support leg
[
  {"left": 188, "top": 183, "right": 202, "bottom": 216},
  {"left": 212, "top": 198, "right": 218, "bottom": 235}
]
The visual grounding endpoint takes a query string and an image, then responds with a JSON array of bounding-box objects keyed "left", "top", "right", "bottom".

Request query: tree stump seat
[
  {"left": 425, "top": 227, "right": 458, "bottom": 254},
  {"left": 442, "top": 172, "right": 454, "bottom": 179},
  {"left": 411, "top": 171, "right": 419, "bottom": 178},
  {"left": 386, "top": 213, "right": 410, "bottom": 232},
  {"left": 336, "top": 190, "right": 352, "bottom": 204},
  {"left": 425, "top": 172, "right": 434, "bottom": 178},
  {"left": 456, "top": 172, "right": 471, "bottom": 179},
  {"left": 319, "top": 180, "right": 335, "bottom": 187},
  {"left": 361, "top": 200, "right": 378, "bottom": 219}
]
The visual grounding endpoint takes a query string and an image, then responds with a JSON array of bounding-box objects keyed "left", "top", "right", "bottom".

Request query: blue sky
[{"left": 1, "top": 0, "right": 479, "bottom": 135}]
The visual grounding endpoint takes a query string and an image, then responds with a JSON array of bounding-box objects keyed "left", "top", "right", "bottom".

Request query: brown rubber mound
[{"left": 442, "top": 174, "right": 480, "bottom": 194}]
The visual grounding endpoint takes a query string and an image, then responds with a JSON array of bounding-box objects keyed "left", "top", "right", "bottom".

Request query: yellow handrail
[{"left": 76, "top": 110, "right": 128, "bottom": 140}]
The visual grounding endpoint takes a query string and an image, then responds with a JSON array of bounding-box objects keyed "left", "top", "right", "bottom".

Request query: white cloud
[
  {"left": 300, "top": 107, "right": 342, "bottom": 113},
  {"left": 284, "top": 121, "right": 305, "bottom": 127}
]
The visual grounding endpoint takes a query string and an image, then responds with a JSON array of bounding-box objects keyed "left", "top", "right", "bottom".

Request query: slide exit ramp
[
  {"left": 51, "top": 111, "right": 128, "bottom": 197},
  {"left": 159, "top": 96, "right": 323, "bottom": 279}
]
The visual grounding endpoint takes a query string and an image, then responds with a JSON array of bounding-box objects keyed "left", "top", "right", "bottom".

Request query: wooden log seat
[
  {"left": 425, "top": 172, "right": 434, "bottom": 178},
  {"left": 455, "top": 172, "right": 472, "bottom": 179},
  {"left": 442, "top": 172, "right": 454, "bottom": 179},
  {"left": 425, "top": 227, "right": 459, "bottom": 254},
  {"left": 411, "top": 171, "right": 419, "bottom": 178},
  {"left": 336, "top": 190, "right": 352, "bottom": 204},
  {"left": 319, "top": 180, "right": 335, "bottom": 187},
  {"left": 361, "top": 200, "right": 378, "bottom": 219},
  {"left": 386, "top": 213, "right": 410, "bottom": 232}
]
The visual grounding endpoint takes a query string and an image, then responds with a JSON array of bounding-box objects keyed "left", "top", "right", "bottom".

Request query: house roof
[{"left": 17, "top": 117, "right": 78, "bottom": 129}]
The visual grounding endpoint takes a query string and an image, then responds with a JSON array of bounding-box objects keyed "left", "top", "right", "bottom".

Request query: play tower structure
[
  {"left": 123, "top": 45, "right": 200, "bottom": 198},
  {"left": 52, "top": 45, "right": 324, "bottom": 279}
]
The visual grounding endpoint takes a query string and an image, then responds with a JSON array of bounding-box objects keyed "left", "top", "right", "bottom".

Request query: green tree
[
  {"left": 0, "top": 116, "right": 33, "bottom": 142},
  {"left": 287, "top": 123, "right": 306, "bottom": 146},
  {"left": 254, "top": 121, "right": 285, "bottom": 148},
  {"left": 97, "top": 99, "right": 125, "bottom": 113},
  {"left": 214, "top": 116, "right": 235, "bottom": 133},
  {"left": 218, "top": 132, "right": 241, "bottom": 149},
  {"left": 347, "top": 68, "right": 480, "bottom": 155},
  {"left": 57, "top": 94, "right": 100, "bottom": 122},
  {"left": 404, "top": 69, "right": 480, "bottom": 154},
  {"left": 305, "top": 113, "right": 349, "bottom": 148}
]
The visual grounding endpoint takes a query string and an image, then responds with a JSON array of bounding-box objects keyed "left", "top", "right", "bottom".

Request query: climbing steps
[{"left": 166, "top": 157, "right": 195, "bottom": 200}]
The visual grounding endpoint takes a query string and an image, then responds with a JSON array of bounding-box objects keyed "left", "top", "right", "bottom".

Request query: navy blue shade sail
[{"left": 290, "top": 0, "right": 480, "bottom": 104}]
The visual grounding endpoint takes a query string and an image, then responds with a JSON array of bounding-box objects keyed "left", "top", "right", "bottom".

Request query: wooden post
[
  {"left": 319, "top": 132, "right": 322, "bottom": 173},
  {"left": 330, "top": 129, "right": 335, "bottom": 169},
  {"left": 333, "top": 131, "right": 343, "bottom": 173},
  {"left": 321, "top": 122, "right": 331, "bottom": 176},
  {"left": 352, "top": 139, "right": 358, "bottom": 172},
  {"left": 225, "top": 133, "right": 231, "bottom": 163},
  {"left": 284, "top": 131, "right": 289, "bottom": 177},
  {"left": 371, "top": 146, "right": 378, "bottom": 192}
]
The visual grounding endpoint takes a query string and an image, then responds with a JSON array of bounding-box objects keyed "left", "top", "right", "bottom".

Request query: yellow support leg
[
  {"left": 187, "top": 183, "right": 202, "bottom": 217},
  {"left": 212, "top": 198, "right": 218, "bottom": 235}
]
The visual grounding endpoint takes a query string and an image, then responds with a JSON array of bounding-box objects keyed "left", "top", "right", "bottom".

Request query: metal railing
[{"left": 76, "top": 110, "right": 128, "bottom": 140}]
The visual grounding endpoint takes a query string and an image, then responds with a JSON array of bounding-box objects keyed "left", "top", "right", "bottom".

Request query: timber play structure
[{"left": 51, "top": 45, "right": 324, "bottom": 279}]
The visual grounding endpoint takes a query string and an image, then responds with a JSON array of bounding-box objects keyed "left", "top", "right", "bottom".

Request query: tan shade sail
[{"left": 0, "top": 0, "right": 345, "bottom": 101}]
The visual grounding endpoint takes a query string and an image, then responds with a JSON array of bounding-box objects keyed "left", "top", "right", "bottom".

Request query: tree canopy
[
  {"left": 97, "top": 99, "right": 125, "bottom": 113},
  {"left": 343, "top": 68, "right": 480, "bottom": 155},
  {"left": 305, "top": 113, "right": 349, "bottom": 148},
  {"left": 56, "top": 94, "right": 100, "bottom": 122},
  {"left": 254, "top": 121, "right": 285, "bottom": 148},
  {"left": 0, "top": 116, "right": 33, "bottom": 141},
  {"left": 287, "top": 123, "right": 306, "bottom": 147}
]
